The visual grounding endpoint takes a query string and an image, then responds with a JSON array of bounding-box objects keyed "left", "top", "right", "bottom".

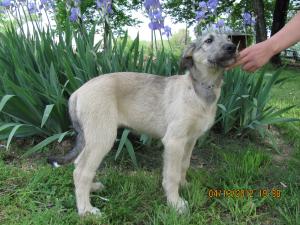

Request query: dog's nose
[{"left": 223, "top": 44, "right": 236, "bottom": 54}]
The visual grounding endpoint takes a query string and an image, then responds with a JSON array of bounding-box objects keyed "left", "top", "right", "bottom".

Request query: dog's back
[{"left": 72, "top": 72, "right": 184, "bottom": 137}]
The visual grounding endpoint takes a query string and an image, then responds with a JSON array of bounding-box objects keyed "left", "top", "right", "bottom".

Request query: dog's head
[{"left": 180, "top": 32, "right": 237, "bottom": 70}]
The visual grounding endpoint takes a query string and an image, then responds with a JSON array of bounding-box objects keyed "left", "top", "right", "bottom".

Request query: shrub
[
  {"left": 0, "top": 25, "right": 178, "bottom": 155},
  {"left": 215, "top": 68, "right": 298, "bottom": 136},
  {"left": 0, "top": 24, "right": 298, "bottom": 163}
]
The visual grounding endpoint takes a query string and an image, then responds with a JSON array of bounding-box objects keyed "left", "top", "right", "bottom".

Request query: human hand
[{"left": 227, "top": 40, "right": 275, "bottom": 72}]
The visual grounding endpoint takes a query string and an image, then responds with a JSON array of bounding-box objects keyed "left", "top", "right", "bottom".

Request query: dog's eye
[{"left": 205, "top": 38, "right": 213, "bottom": 44}]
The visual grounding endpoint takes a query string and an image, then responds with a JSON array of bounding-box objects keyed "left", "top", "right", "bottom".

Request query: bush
[
  {"left": 0, "top": 25, "right": 178, "bottom": 155},
  {"left": 216, "top": 68, "right": 298, "bottom": 136},
  {"left": 0, "top": 23, "right": 297, "bottom": 162}
]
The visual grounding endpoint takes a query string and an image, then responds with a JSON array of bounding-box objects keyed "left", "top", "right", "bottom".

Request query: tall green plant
[
  {"left": 0, "top": 24, "right": 179, "bottom": 156},
  {"left": 216, "top": 68, "right": 298, "bottom": 136}
]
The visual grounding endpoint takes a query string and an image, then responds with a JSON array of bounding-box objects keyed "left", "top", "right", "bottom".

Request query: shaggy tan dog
[{"left": 49, "top": 32, "right": 236, "bottom": 215}]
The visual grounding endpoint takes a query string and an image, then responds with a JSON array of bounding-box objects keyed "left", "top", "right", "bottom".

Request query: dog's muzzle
[
  {"left": 223, "top": 43, "right": 237, "bottom": 55},
  {"left": 213, "top": 43, "right": 237, "bottom": 67}
]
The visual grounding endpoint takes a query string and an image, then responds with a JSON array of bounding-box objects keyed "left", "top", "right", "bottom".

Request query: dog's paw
[
  {"left": 90, "top": 207, "right": 101, "bottom": 215},
  {"left": 79, "top": 207, "right": 101, "bottom": 216},
  {"left": 176, "top": 198, "right": 189, "bottom": 214},
  {"left": 168, "top": 198, "right": 189, "bottom": 214},
  {"left": 90, "top": 182, "right": 105, "bottom": 192}
]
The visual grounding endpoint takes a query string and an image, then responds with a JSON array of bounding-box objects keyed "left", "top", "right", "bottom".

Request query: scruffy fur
[{"left": 51, "top": 32, "right": 236, "bottom": 215}]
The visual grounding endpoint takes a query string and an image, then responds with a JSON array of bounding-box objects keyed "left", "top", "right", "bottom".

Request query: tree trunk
[
  {"left": 103, "top": 20, "right": 110, "bottom": 50},
  {"left": 253, "top": 0, "right": 268, "bottom": 43},
  {"left": 185, "top": 23, "right": 188, "bottom": 45},
  {"left": 270, "top": 0, "right": 290, "bottom": 65}
]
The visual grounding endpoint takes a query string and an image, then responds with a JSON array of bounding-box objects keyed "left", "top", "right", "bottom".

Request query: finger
[
  {"left": 226, "top": 55, "right": 250, "bottom": 70},
  {"left": 238, "top": 48, "right": 250, "bottom": 59},
  {"left": 225, "top": 65, "right": 234, "bottom": 71},
  {"left": 245, "top": 65, "right": 257, "bottom": 73},
  {"left": 233, "top": 53, "right": 248, "bottom": 66},
  {"left": 225, "top": 63, "right": 237, "bottom": 70},
  {"left": 242, "top": 62, "right": 255, "bottom": 72},
  {"left": 233, "top": 60, "right": 243, "bottom": 67},
  {"left": 226, "top": 60, "right": 242, "bottom": 70},
  {"left": 232, "top": 57, "right": 249, "bottom": 69},
  {"left": 248, "top": 67, "right": 258, "bottom": 72},
  {"left": 225, "top": 49, "right": 251, "bottom": 70},
  {"left": 248, "top": 65, "right": 261, "bottom": 72}
]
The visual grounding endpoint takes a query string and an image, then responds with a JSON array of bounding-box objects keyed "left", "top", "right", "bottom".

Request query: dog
[{"left": 48, "top": 32, "right": 236, "bottom": 216}]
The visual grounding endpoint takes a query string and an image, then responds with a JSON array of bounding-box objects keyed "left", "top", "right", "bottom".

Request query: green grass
[
  {"left": 1, "top": 137, "right": 299, "bottom": 225},
  {"left": 0, "top": 68, "right": 300, "bottom": 225},
  {"left": 269, "top": 67, "right": 300, "bottom": 148}
]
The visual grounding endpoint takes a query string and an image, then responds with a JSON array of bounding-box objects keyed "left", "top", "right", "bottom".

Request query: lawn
[{"left": 0, "top": 67, "right": 299, "bottom": 225}]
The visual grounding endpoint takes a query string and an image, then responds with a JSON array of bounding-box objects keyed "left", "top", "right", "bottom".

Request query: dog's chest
[
  {"left": 190, "top": 106, "right": 216, "bottom": 137},
  {"left": 182, "top": 91, "right": 218, "bottom": 138}
]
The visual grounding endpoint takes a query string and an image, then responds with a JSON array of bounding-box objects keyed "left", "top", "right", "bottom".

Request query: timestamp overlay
[{"left": 208, "top": 188, "right": 282, "bottom": 199}]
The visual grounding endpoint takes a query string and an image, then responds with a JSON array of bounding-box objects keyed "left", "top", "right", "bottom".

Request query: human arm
[{"left": 229, "top": 11, "right": 300, "bottom": 72}]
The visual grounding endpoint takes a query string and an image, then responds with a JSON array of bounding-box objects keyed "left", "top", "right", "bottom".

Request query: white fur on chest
[
  {"left": 164, "top": 74, "right": 220, "bottom": 139},
  {"left": 193, "top": 106, "right": 216, "bottom": 135}
]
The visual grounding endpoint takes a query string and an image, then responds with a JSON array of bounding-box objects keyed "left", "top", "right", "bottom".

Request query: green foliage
[
  {"left": 223, "top": 0, "right": 274, "bottom": 32},
  {"left": 164, "top": 0, "right": 275, "bottom": 37},
  {"left": 164, "top": 0, "right": 199, "bottom": 27},
  {"left": 1, "top": 135, "right": 300, "bottom": 225},
  {"left": 115, "top": 129, "right": 138, "bottom": 168},
  {"left": 0, "top": 24, "right": 178, "bottom": 155},
  {"left": 0, "top": 16, "right": 297, "bottom": 163},
  {"left": 218, "top": 149, "right": 271, "bottom": 185},
  {"left": 168, "top": 28, "right": 192, "bottom": 56},
  {"left": 215, "top": 68, "right": 299, "bottom": 136},
  {"left": 55, "top": 0, "right": 142, "bottom": 35}
]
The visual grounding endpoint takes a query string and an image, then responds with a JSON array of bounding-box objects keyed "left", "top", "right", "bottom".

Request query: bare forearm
[
  {"left": 268, "top": 11, "right": 300, "bottom": 55},
  {"left": 227, "top": 11, "right": 300, "bottom": 72}
]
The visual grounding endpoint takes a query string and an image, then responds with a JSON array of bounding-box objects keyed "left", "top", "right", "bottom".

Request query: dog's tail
[
  {"left": 47, "top": 145, "right": 81, "bottom": 167},
  {"left": 47, "top": 93, "right": 85, "bottom": 167}
]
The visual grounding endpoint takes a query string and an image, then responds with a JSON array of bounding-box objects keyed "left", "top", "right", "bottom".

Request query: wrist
[{"left": 266, "top": 37, "right": 281, "bottom": 56}]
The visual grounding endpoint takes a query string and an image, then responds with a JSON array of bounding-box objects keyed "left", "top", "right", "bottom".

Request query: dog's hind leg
[
  {"left": 73, "top": 113, "right": 117, "bottom": 216},
  {"left": 90, "top": 182, "right": 105, "bottom": 192},
  {"left": 162, "top": 132, "right": 188, "bottom": 213},
  {"left": 180, "top": 138, "right": 197, "bottom": 186}
]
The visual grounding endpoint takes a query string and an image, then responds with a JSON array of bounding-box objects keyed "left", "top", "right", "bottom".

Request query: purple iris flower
[
  {"left": 148, "top": 21, "right": 164, "bottom": 30},
  {"left": 96, "top": 0, "right": 112, "bottom": 14},
  {"left": 199, "top": 1, "right": 207, "bottom": 8},
  {"left": 107, "top": 5, "right": 112, "bottom": 13},
  {"left": 0, "top": 0, "right": 11, "bottom": 8},
  {"left": 215, "top": 19, "right": 224, "bottom": 28},
  {"left": 145, "top": 0, "right": 164, "bottom": 31},
  {"left": 69, "top": 7, "right": 80, "bottom": 22},
  {"left": 243, "top": 12, "right": 252, "bottom": 25},
  {"left": 28, "top": 2, "right": 38, "bottom": 14},
  {"left": 40, "top": 0, "right": 54, "bottom": 10},
  {"left": 96, "top": 0, "right": 103, "bottom": 8},
  {"left": 195, "top": 10, "right": 205, "bottom": 21},
  {"left": 207, "top": 0, "right": 218, "bottom": 12},
  {"left": 163, "top": 25, "right": 172, "bottom": 38},
  {"left": 144, "top": 0, "right": 161, "bottom": 10},
  {"left": 149, "top": 9, "right": 162, "bottom": 20}
]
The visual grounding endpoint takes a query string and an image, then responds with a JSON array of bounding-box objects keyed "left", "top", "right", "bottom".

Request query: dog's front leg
[
  {"left": 180, "top": 138, "right": 197, "bottom": 186},
  {"left": 162, "top": 137, "right": 188, "bottom": 213}
]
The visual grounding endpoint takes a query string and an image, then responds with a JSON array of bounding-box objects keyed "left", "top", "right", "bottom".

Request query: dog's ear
[{"left": 180, "top": 43, "right": 196, "bottom": 71}]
